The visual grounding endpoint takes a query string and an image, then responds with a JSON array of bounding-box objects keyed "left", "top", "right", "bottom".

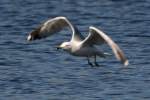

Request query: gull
[{"left": 27, "top": 16, "right": 129, "bottom": 66}]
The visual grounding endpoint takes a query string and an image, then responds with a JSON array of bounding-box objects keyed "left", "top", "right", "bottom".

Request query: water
[{"left": 0, "top": 0, "right": 150, "bottom": 100}]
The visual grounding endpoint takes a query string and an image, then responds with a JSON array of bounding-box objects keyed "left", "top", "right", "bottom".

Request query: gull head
[
  {"left": 27, "top": 27, "right": 42, "bottom": 41},
  {"left": 57, "top": 42, "right": 72, "bottom": 51}
]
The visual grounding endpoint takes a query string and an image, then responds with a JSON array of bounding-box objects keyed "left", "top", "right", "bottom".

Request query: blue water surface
[{"left": 0, "top": 0, "right": 150, "bottom": 100}]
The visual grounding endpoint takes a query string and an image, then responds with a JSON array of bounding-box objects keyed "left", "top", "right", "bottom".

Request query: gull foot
[
  {"left": 94, "top": 62, "right": 99, "bottom": 67},
  {"left": 88, "top": 62, "right": 94, "bottom": 67}
]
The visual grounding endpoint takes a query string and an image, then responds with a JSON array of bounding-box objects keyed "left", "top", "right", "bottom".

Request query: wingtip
[
  {"left": 27, "top": 34, "right": 32, "bottom": 41},
  {"left": 124, "top": 60, "right": 129, "bottom": 66}
]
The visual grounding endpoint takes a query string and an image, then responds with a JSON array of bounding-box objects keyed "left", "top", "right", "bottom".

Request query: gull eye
[
  {"left": 66, "top": 44, "right": 70, "bottom": 46},
  {"left": 65, "top": 44, "right": 71, "bottom": 48}
]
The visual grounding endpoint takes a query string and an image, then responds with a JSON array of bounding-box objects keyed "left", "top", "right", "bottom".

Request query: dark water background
[{"left": 0, "top": 0, "right": 150, "bottom": 100}]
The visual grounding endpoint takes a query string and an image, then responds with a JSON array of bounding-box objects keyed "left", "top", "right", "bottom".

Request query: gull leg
[
  {"left": 94, "top": 55, "right": 99, "bottom": 66},
  {"left": 87, "top": 57, "right": 94, "bottom": 67}
]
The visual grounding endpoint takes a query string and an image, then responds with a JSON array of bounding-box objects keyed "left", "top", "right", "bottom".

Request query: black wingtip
[{"left": 27, "top": 26, "right": 42, "bottom": 41}]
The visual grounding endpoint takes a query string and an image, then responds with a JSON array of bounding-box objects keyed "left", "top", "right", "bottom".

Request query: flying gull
[{"left": 27, "top": 16, "right": 129, "bottom": 66}]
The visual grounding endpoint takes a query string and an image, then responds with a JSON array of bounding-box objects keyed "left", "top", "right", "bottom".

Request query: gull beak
[{"left": 55, "top": 45, "right": 61, "bottom": 50}]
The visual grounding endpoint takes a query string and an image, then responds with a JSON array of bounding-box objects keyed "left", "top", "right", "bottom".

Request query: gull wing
[
  {"left": 82, "top": 27, "right": 105, "bottom": 46},
  {"left": 82, "top": 26, "right": 129, "bottom": 66},
  {"left": 27, "top": 16, "right": 84, "bottom": 42}
]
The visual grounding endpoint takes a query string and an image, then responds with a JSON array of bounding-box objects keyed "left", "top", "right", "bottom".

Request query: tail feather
[
  {"left": 97, "top": 52, "right": 112, "bottom": 58},
  {"left": 104, "top": 52, "right": 112, "bottom": 57}
]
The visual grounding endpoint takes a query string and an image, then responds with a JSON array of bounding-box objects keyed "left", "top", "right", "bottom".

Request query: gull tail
[
  {"left": 96, "top": 52, "right": 111, "bottom": 58},
  {"left": 104, "top": 52, "right": 112, "bottom": 58}
]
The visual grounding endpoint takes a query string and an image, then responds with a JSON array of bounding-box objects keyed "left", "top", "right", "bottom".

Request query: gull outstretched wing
[
  {"left": 83, "top": 26, "right": 129, "bottom": 66},
  {"left": 27, "top": 16, "right": 84, "bottom": 42}
]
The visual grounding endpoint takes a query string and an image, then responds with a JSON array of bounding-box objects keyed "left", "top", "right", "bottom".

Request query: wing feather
[
  {"left": 27, "top": 16, "right": 84, "bottom": 41},
  {"left": 83, "top": 27, "right": 105, "bottom": 46},
  {"left": 83, "top": 26, "right": 129, "bottom": 66}
]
